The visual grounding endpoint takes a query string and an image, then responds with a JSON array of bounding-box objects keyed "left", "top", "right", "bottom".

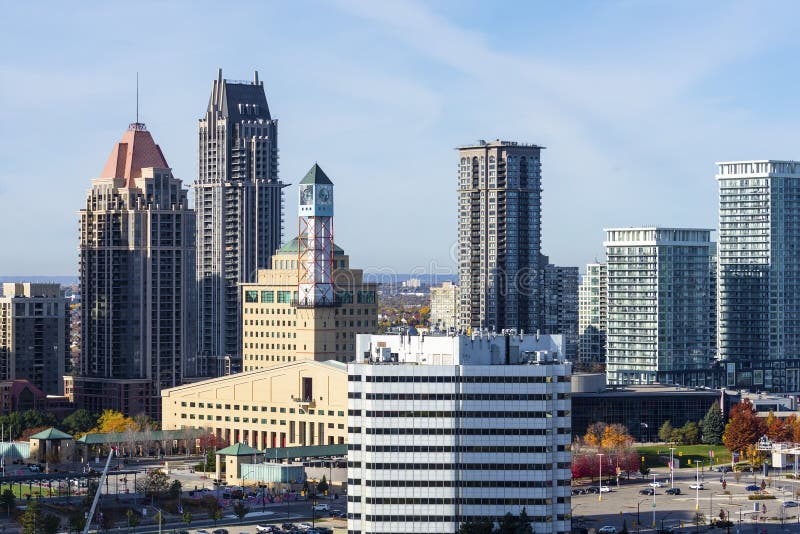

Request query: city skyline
[{"left": 4, "top": 1, "right": 800, "bottom": 275}]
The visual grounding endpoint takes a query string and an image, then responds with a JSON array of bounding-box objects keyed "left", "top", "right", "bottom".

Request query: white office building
[{"left": 347, "top": 332, "right": 572, "bottom": 534}]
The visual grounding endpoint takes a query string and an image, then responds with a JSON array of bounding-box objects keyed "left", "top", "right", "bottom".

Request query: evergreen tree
[
  {"left": 317, "top": 475, "right": 329, "bottom": 495},
  {"left": 498, "top": 512, "right": 517, "bottom": 534},
  {"left": 516, "top": 507, "right": 534, "bottom": 534},
  {"left": 457, "top": 518, "right": 494, "bottom": 534},
  {"left": 703, "top": 401, "right": 725, "bottom": 445}
]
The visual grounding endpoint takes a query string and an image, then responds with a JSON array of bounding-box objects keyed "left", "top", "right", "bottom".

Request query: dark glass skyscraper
[{"left": 194, "top": 70, "right": 285, "bottom": 376}]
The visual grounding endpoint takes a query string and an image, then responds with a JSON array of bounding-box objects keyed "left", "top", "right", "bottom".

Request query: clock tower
[{"left": 297, "top": 164, "right": 335, "bottom": 307}]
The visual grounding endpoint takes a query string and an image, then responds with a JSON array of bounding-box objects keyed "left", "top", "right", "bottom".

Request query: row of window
[
  {"left": 362, "top": 392, "right": 569, "bottom": 401},
  {"left": 358, "top": 514, "right": 560, "bottom": 523},
  {"left": 362, "top": 410, "right": 569, "bottom": 419},
  {"left": 355, "top": 462, "right": 571, "bottom": 471},
  {"left": 356, "top": 479, "right": 571, "bottom": 488},
  {"left": 353, "top": 375, "right": 568, "bottom": 383},
  {"left": 356, "top": 497, "right": 566, "bottom": 506},
  {"left": 178, "top": 401, "right": 344, "bottom": 417},
  {"left": 357, "top": 444, "right": 569, "bottom": 453},
  {"left": 178, "top": 414, "right": 345, "bottom": 428},
  {"left": 351, "top": 427, "right": 570, "bottom": 436}
]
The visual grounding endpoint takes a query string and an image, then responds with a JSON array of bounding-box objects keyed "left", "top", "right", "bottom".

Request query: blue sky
[{"left": 2, "top": 0, "right": 800, "bottom": 276}]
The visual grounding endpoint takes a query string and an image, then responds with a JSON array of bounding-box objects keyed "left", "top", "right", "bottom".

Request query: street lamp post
[
  {"left": 669, "top": 447, "right": 675, "bottom": 489},
  {"left": 143, "top": 504, "right": 162, "bottom": 534},
  {"left": 598, "top": 453, "right": 605, "bottom": 502},
  {"left": 695, "top": 461, "right": 700, "bottom": 511},
  {"left": 652, "top": 473, "right": 657, "bottom": 527}
]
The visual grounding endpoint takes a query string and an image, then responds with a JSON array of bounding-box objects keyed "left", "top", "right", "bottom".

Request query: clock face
[
  {"left": 300, "top": 185, "right": 314, "bottom": 205},
  {"left": 317, "top": 186, "right": 332, "bottom": 205}
]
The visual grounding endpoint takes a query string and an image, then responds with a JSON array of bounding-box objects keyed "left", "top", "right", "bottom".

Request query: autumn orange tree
[
  {"left": 89, "top": 410, "right": 137, "bottom": 434},
  {"left": 722, "top": 399, "right": 765, "bottom": 454},
  {"left": 765, "top": 410, "right": 791, "bottom": 442}
]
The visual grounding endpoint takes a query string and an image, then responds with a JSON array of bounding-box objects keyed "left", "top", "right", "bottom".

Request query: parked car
[
  {"left": 27, "top": 465, "right": 41, "bottom": 472},
  {"left": 298, "top": 523, "right": 314, "bottom": 531},
  {"left": 649, "top": 481, "right": 664, "bottom": 488},
  {"left": 212, "top": 530, "right": 229, "bottom": 534},
  {"left": 196, "top": 530, "right": 211, "bottom": 534},
  {"left": 599, "top": 526, "right": 617, "bottom": 534},
  {"left": 745, "top": 484, "right": 760, "bottom": 491},
  {"left": 666, "top": 487, "right": 682, "bottom": 495},
  {"left": 599, "top": 486, "right": 611, "bottom": 493},
  {"left": 689, "top": 483, "right": 705, "bottom": 490},
  {"left": 585, "top": 487, "right": 600, "bottom": 494},
  {"left": 330, "top": 509, "right": 346, "bottom": 518},
  {"left": 313, "top": 503, "right": 330, "bottom": 511},
  {"left": 639, "top": 488, "right": 654, "bottom": 495},
  {"left": 282, "top": 524, "right": 296, "bottom": 531},
  {"left": 783, "top": 501, "right": 800, "bottom": 508},
  {"left": 255, "top": 526, "right": 276, "bottom": 533},
  {"left": 317, "top": 528, "right": 334, "bottom": 534}
]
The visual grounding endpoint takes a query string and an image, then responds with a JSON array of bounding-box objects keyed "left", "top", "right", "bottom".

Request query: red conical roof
[{"left": 100, "top": 123, "right": 169, "bottom": 186}]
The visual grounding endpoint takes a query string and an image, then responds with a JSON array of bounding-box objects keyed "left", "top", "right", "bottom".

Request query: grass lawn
[{"left": 636, "top": 444, "right": 731, "bottom": 469}]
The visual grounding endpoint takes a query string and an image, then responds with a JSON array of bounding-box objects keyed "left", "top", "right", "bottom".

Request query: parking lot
[{"left": 571, "top": 467, "right": 800, "bottom": 534}]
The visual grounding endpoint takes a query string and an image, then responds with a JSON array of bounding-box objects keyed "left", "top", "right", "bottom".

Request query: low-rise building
[
  {"left": 161, "top": 360, "right": 347, "bottom": 449},
  {"left": 348, "top": 332, "right": 571, "bottom": 534}
]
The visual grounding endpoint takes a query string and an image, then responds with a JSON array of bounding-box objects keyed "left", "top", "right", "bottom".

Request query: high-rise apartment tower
[
  {"left": 578, "top": 263, "right": 607, "bottom": 367},
  {"left": 0, "top": 283, "right": 69, "bottom": 395},
  {"left": 195, "top": 69, "right": 285, "bottom": 376},
  {"left": 75, "top": 122, "right": 196, "bottom": 417},
  {"left": 605, "top": 228, "right": 716, "bottom": 386},
  {"left": 457, "top": 140, "right": 543, "bottom": 333},
  {"left": 717, "top": 161, "right": 800, "bottom": 392}
]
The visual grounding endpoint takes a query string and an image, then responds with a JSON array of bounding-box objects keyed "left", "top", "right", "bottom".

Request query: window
[
  {"left": 277, "top": 291, "right": 291, "bottom": 304},
  {"left": 261, "top": 291, "right": 274, "bottom": 303},
  {"left": 245, "top": 291, "right": 259, "bottom": 303}
]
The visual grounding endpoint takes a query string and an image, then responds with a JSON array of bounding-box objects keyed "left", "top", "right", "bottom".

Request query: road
[{"left": 573, "top": 466, "right": 800, "bottom": 534}]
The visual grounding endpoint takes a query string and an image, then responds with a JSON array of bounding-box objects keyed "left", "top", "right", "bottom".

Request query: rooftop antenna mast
[{"left": 136, "top": 72, "right": 139, "bottom": 124}]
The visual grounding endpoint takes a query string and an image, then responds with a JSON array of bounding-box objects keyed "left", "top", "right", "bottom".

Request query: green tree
[
  {"left": 658, "top": 420, "right": 674, "bottom": 443},
  {"left": 68, "top": 509, "right": 86, "bottom": 533},
  {"left": 317, "top": 475, "right": 329, "bottom": 495},
  {"left": 135, "top": 470, "right": 169, "bottom": 500},
  {"left": 233, "top": 500, "right": 249, "bottom": 521},
  {"left": 182, "top": 511, "right": 193, "bottom": 527},
  {"left": 62, "top": 409, "right": 97, "bottom": 436},
  {"left": 169, "top": 479, "right": 182, "bottom": 499},
  {"left": 127, "top": 509, "right": 141, "bottom": 529},
  {"left": 19, "top": 500, "right": 60, "bottom": 534},
  {"left": 703, "top": 401, "right": 725, "bottom": 445},
  {"left": 498, "top": 512, "right": 517, "bottom": 534},
  {"left": 680, "top": 421, "right": 700, "bottom": 445},
  {"left": 457, "top": 518, "right": 494, "bottom": 534},
  {"left": 0, "top": 488, "right": 15, "bottom": 515}
]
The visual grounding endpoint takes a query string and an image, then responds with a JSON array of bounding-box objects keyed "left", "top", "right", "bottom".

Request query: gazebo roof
[
  {"left": 216, "top": 442, "right": 260, "bottom": 456},
  {"left": 29, "top": 428, "right": 73, "bottom": 440}
]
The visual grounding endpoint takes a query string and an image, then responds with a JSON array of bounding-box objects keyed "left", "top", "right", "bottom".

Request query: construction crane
[{"left": 82, "top": 447, "right": 115, "bottom": 534}]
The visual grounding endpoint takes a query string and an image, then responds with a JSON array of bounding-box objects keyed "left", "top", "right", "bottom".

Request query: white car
[
  {"left": 312, "top": 503, "right": 330, "bottom": 511},
  {"left": 599, "top": 526, "right": 617, "bottom": 534},
  {"left": 689, "top": 482, "right": 705, "bottom": 490},
  {"left": 649, "top": 481, "right": 663, "bottom": 488},
  {"left": 255, "top": 526, "right": 276, "bottom": 533},
  {"left": 298, "top": 524, "right": 313, "bottom": 531},
  {"left": 599, "top": 486, "right": 611, "bottom": 493}
]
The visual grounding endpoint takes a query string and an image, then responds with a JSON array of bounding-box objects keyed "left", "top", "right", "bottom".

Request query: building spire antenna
[{"left": 136, "top": 72, "right": 139, "bottom": 124}]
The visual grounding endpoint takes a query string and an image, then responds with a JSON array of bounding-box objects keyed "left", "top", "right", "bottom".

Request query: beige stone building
[
  {"left": 241, "top": 240, "right": 378, "bottom": 370},
  {"left": 429, "top": 281, "right": 459, "bottom": 331},
  {"left": 161, "top": 360, "right": 347, "bottom": 449}
]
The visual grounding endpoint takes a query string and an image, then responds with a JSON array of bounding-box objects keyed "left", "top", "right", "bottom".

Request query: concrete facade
[
  {"left": 348, "top": 332, "right": 571, "bottom": 534},
  {"left": 161, "top": 360, "right": 348, "bottom": 450}
]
